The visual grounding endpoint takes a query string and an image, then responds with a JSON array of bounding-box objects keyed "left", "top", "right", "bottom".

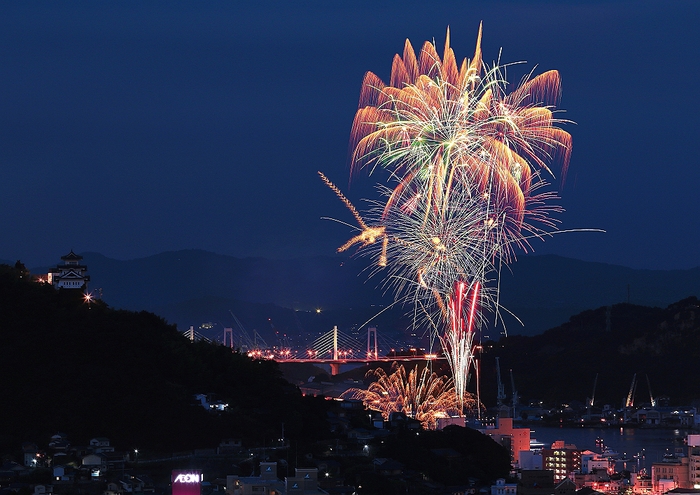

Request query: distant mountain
[
  {"left": 32, "top": 251, "right": 700, "bottom": 338},
  {"left": 496, "top": 255, "right": 700, "bottom": 337},
  {"left": 482, "top": 296, "right": 700, "bottom": 406}
]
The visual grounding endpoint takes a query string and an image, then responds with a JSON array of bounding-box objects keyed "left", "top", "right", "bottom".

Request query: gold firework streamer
[{"left": 319, "top": 171, "right": 388, "bottom": 266}]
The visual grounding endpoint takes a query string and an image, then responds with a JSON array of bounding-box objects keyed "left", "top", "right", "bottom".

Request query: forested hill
[
  {"left": 0, "top": 264, "right": 328, "bottom": 454},
  {"left": 482, "top": 296, "right": 700, "bottom": 406}
]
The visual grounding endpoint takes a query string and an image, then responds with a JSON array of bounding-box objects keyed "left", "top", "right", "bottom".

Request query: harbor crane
[
  {"left": 588, "top": 373, "right": 598, "bottom": 408},
  {"left": 586, "top": 373, "right": 598, "bottom": 421},
  {"left": 509, "top": 368, "right": 519, "bottom": 407},
  {"left": 646, "top": 374, "right": 656, "bottom": 407},
  {"left": 495, "top": 357, "right": 506, "bottom": 407},
  {"left": 625, "top": 373, "right": 637, "bottom": 409}
]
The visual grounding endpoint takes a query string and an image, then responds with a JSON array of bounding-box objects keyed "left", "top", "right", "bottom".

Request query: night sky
[{"left": 1, "top": 1, "right": 698, "bottom": 270}]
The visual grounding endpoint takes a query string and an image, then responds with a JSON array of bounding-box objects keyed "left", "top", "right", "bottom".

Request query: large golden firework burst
[
  {"left": 349, "top": 24, "right": 570, "bottom": 242},
  {"left": 341, "top": 363, "right": 478, "bottom": 430}
]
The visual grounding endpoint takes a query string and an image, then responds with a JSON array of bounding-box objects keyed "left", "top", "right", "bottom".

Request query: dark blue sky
[{"left": 1, "top": 1, "right": 698, "bottom": 269}]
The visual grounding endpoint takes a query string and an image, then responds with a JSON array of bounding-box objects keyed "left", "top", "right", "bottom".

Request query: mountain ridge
[{"left": 28, "top": 250, "right": 700, "bottom": 338}]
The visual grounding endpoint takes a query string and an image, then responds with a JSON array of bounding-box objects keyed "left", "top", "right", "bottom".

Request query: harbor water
[{"left": 529, "top": 426, "right": 691, "bottom": 472}]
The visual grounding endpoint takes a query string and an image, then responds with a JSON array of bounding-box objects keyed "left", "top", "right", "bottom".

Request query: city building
[
  {"left": 480, "top": 417, "right": 530, "bottom": 467},
  {"left": 652, "top": 457, "right": 690, "bottom": 492},
  {"left": 520, "top": 451, "right": 544, "bottom": 471},
  {"left": 543, "top": 441, "right": 581, "bottom": 482},
  {"left": 580, "top": 450, "right": 610, "bottom": 475},
  {"left": 687, "top": 434, "right": 700, "bottom": 488}
]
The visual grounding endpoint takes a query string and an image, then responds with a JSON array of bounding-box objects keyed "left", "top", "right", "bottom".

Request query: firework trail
[{"left": 324, "top": 24, "right": 571, "bottom": 412}]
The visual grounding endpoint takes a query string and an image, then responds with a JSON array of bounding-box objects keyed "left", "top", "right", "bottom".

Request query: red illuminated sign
[{"left": 172, "top": 470, "right": 202, "bottom": 495}]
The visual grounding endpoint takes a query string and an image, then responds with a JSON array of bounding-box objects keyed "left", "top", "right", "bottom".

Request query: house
[
  {"left": 49, "top": 433, "right": 70, "bottom": 451},
  {"left": 554, "top": 477, "right": 576, "bottom": 495},
  {"left": 50, "top": 433, "right": 68, "bottom": 443},
  {"left": 81, "top": 453, "right": 106, "bottom": 473},
  {"left": 53, "top": 465, "right": 74, "bottom": 483},
  {"left": 120, "top": 474, "right": 155, "bottom": 493},
  {"left": 89, "top": 437, "right": 114, "bottom": 453},
  {"left": 21, "top": 443, "right": 39, "bottom": 467},
  {"left": 491, "top": 478, "right": 517, "bottom": 495}
]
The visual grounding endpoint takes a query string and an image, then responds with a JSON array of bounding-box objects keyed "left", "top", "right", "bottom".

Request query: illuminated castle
[{"left": 48, "top": 250, "right": 90, "bottom": 290}]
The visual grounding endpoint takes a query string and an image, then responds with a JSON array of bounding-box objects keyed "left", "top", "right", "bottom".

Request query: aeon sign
[
  {"left": 172, "top": 470, "right": 202, "bottom": 495},
  {"left": 174, "top": 473, "right": 201, "bottom": 483}
]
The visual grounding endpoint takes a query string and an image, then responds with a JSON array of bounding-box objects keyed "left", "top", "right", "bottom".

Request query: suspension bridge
[{"left": 183, "top": 324, "right": 441, "bottom": 375}]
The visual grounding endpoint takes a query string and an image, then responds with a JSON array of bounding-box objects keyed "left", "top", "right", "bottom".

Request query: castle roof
[{"left": 60, "top": 250, "right": 83, "bottom": 261}]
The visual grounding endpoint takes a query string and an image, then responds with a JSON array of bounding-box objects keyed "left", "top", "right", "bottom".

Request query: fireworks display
[
  {"left": 324, "top": 24, "right": 572, "bottom": 412},
  {"left": 341, "top": 363, "right": 473, "bottom": 430}
]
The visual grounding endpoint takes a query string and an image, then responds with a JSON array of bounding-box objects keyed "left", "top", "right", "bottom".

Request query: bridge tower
[
  {"left": 367, "top": 327, "right": 378, "bottom": 360},
  {"left": 333, "top": 325, "right": 338, "bottom": 361},
  {"left": 223, "top": 327, "right": 234, "bottom": 349},
  {"left": 330, "top": 326, "right": 341, "bottom": 376}
]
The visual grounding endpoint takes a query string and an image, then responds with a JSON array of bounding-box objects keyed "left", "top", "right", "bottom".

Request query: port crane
[
  {"left": 509, "top": 368, "right": 519, "bottom": 418},
  {"left": 509, "top": 368, "right": 519, "bottom": 407},
  {"left": 495, "top": 357, "right": 506, "bottom": 407},
  {"left": 625, "top": 373, "right": 638, "bottom": 408},
  {"left": 585, "top": 373, "right": 598, "bottom": 420},
  {"left": 646, "top": 374, "right": 656, "bottom": 407},
  {"left": 588, "top": 373, "right": 598, "bottom": 408}
]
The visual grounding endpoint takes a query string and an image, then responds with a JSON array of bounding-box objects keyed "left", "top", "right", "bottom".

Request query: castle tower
[{"left": 48, "top": 250, "right": 90, "bottom": 290}]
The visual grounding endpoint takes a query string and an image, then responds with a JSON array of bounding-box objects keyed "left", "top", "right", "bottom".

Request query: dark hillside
[
  {"left": 0, "top": 264, "right": 329, "bottom": 454},
  {"left": 481, "top": 297, "right": 700, "bottom": 406}
]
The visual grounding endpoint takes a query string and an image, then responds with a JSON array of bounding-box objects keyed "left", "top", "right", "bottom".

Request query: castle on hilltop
[{"left": 47, "top": 250, "right": 90, "bottom": 290}]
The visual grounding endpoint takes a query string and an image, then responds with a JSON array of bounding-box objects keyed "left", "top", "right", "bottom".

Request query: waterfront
[{"left": 530, "top": 426, "right": 690, "bottom": 471}]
